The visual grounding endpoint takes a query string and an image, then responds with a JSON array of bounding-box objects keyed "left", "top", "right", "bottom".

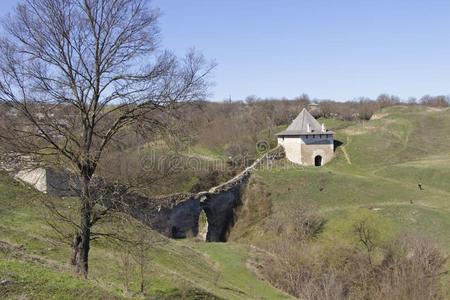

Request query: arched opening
[{"left": 314, "top": 155, "right": 322, "bottom": 166}]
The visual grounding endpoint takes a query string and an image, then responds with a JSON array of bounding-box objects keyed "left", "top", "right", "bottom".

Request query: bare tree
[
  {"left": 112, "top": 217, "right": 167, "bottom": 295},
  {"left": 119, "top": 250, "right": 132, "bottom": 294},
  {"left": 354, "top": 219, "right": 377, "bottom": 267},
  {"left": 420, "top": 95, "right": 450, "bottom": 107},
  {"left": 0, "top": 0, "right": 214, "bottom": 278},
  {"left": 130, "top": 227, "right": 162, "bottom": 294}
]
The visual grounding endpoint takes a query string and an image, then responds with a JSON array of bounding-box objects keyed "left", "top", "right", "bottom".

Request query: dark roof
[{"left": 276, "top": 108, "right": 334, "bottom": 136}]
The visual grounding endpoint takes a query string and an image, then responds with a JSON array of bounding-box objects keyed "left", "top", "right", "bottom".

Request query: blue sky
[{"left": 2, "top": 1, "right": 449, "bottom": 101}]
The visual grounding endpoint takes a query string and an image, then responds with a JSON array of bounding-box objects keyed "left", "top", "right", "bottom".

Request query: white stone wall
[
  {"left": 278, "top": 134, "right": 334, "bottom": 166},
  {"left": 14, "top": 167, "right": 79, "bottom": 196},
  {"left": 277, "top": 136, "right": 303, "bottom": 164},
  {"left": 15, "top": 168, "right": 48, "bottom": 193}
]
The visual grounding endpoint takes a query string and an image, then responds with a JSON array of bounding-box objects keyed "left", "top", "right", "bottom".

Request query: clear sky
[{"left": 1, "top": 0, "right": 449, "bottom": 101}]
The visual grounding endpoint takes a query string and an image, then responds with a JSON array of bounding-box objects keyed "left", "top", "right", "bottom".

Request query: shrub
[{"left": 259, "top": 225, "right": 448, "bottom": 300}]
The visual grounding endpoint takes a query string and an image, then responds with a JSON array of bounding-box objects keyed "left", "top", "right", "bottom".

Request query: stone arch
[{"left": 200, "top": 181, "right": 246, "bottom": 242}]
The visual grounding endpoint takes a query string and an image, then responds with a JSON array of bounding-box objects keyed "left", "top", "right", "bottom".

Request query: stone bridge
[
  {"left": 7, "top": 147, "right": 284, "bottom": 242},
  {"left": 119, "top": 146, "right": 284, "bottom": 242}
]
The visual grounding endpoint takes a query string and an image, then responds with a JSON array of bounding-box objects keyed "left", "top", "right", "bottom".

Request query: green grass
[
  {"left": 0, "top": 258, "right": 125, "bottom": 300},
  {"left": 3, "top": 104, "right": 450, "bottom": 298},
  {"left": 232, "top": 105, "right": 450, "bottom": 290},
  {"left": 190, "top": 242, "right": 289, "bottom": 300},
  {"left": 0, "top": 172, "right": 290, "bottom": 299},
  {"left": 184, "top": 145, "right": 226, "bottom": 160},
  {"left": 226, "top": 105, "right": 450, "bottom": 295}
]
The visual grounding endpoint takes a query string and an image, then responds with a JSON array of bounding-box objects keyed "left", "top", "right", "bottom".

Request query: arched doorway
[{"left": 314, "top": 155, "right": 322, "bottom": 166}]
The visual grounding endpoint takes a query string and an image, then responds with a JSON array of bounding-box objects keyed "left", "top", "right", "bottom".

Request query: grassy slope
[
  {"left": 0, "top": 259, "right": 125, "bottom": 300},
  {"left": 0, "top": 174, "right": 290, "bottom": 300},
  {"left": 233, "top": 105, "right": 450, "bottom": 283},
  {"left": 4, "top": 105, "right": 450, "bottom": 298}
]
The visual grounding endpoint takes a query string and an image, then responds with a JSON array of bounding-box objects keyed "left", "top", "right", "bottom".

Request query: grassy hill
[
  {"left": 231, "top": 105, "right": 450, "bottom": 296},
  {"left": 2, "top": 105, "right": 450, "bottom": 299},
  {"left": 0, "top": 173, "right": 290, "bottom": 299}
]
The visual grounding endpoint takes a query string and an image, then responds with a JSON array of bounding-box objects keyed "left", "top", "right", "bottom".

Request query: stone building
[
  {"left": 15, "top": 167, "right": 78, "bottom": 197},
  {"left": 276, "top": 108, "right": 334, "bottom": 166}
]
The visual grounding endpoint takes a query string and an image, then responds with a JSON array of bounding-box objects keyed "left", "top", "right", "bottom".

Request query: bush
[{"left": 259, "top": 221, "right": 448, "bottom": 300}]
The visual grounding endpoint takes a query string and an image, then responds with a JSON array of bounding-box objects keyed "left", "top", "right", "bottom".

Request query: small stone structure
[
  {"left": 15, "top": 167, "right": 78, "bottom": 197},
  {"left": 276, "top": 108, "right": 334, "bottom": 166},
  {"left": 1, "top": 154, "right": 78, "bottom": 197}
]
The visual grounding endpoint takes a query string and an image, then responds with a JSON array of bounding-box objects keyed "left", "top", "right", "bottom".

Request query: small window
[{"left": 312, "top": 135, "right": 315, "bottom": 139}]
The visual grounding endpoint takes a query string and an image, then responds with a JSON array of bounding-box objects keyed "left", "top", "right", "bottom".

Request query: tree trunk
[
  {"left": 140, "top": 255, "right": 145, "bottom": 294},
  {"left": 79, "top": 204, "right": 91, "bottom": 278},
  {"left": 71, "top": 234, "right": 81, "bottom": 272},
  {"left": 77, "top": 173, "right": 93, "bottom": 278}
]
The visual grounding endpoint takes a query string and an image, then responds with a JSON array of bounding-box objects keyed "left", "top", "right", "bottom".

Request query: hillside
[
  {"left": 2, "top": 105, "right": 450, "bottom": 299},
  {"left": 0, "top": 173, "right": 290, "bottom": 299},
  {"left": 231, "top": 105, "right": 450, "bottom": 297}
]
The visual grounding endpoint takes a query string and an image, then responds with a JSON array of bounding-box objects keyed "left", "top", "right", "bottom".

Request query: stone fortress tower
[{"left": 276, "top": 108, "right": 334, "bottom": 166}]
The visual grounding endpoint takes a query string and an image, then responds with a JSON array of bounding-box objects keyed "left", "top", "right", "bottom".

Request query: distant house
[
  {"left": 276, "top": 108, "right": 334, "bottom": 166},
  {"left": 307, "top": 102, "right": 321, "bottom": 114}
]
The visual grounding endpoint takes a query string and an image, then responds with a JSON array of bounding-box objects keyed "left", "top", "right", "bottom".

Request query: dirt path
[
  {"left": 320, "top": 201, "right": 448, "bottom": 214},
  {"left": 341, "top": 136, "right": 352, "bottom": 164}
]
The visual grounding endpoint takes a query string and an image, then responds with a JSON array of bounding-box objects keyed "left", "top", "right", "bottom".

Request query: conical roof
[{"left": 276, "top": 108, "right": 333, "bottom": 136}]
